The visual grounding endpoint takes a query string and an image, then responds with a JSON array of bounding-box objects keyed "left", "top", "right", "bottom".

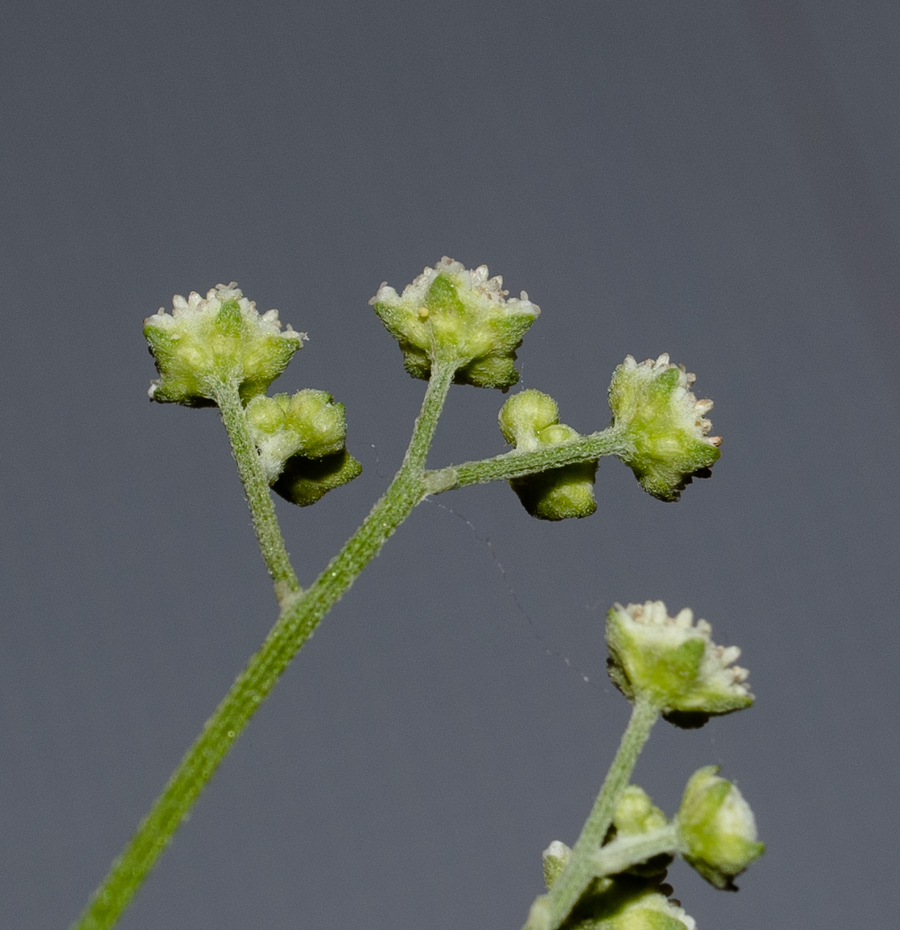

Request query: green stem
[
  {"left": 423, "top": 427, "right": 627, "bottom": 495},
  {"left": 71, "top": 363, "right": 456, "bottom": 930},
  {"left": 524, "top": 697, "right": 660, "bottom": 930},
  {"left": 214, "top": 381, "right": 301, "bottom": 605},
  {"left": 586, "top": 824, "right": 678, "bottom": 880}
]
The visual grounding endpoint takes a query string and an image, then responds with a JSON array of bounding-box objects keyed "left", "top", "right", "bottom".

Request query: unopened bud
[
  {"left": 499, "top": 390, "right": 597, "bottom": 520},
  {"left": 676, "top": 766, "right": 765, "bottom": 890}
]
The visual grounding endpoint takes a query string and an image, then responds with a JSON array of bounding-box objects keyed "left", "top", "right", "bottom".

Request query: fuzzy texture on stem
[
  {"left": 215, "top": 380, "right": 302, "bottom": 604},
  {"left": 523, "top": 697, "right": 660, "bottom": 930},
  {"left": 70, "top": 363, "right": 456, "bottom": 930},
  {"left": 587, "top": 824, "right": 679, "bottom": 880},
  {"left": 423, "top": 428, "right": 627, "bottom": 495}
]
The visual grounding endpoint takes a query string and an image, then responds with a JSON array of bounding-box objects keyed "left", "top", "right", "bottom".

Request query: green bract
[
  {"left": 676, "top": 766, "right": 765, "bottom": 890},
  {"left": 499, "top": 389, "right": 598, "bottom": 520},
  {"left": 606, "top": 601, "right": 753, "bottom": 727},
  {"left": 608, "top": 354, "right": 720, "bottom": 501},
  {"left": 369, "top": 257, "right": 540, "bottom": 389},
  {"left": 144, "top": 284, "right": 305, "bottom": 406}
]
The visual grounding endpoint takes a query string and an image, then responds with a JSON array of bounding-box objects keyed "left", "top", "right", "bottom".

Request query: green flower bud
[
  {"left": 607, "top": 354, "right": 720, "bottom": 501},
  {"left": 144, "top": 284, "right": 305, "bottom": 406},
  {"left": 499, "top": 389, "right": 598, "bottom": 520},
  {"left": 607, "top": 786, "right": 672, "bottom": 878},
  {"left": 584, "top": 881, "right": 697, "bottom": 930},
  {"left": 606, "top": 601, "right": 753, "bottom": 727},
  {"left": 613, "top": 787, "right": 668, "bottom": 838},
  {"left": 676, "top": 766, "right": 765, "bottom": 890},
  {"left": 246, "top": 390, "right": 349, "bottom": 483},
  {"left": 369, "top": 257, "right": 540, "bottom": 389},
  {"left": 542, "top": 840, "right": 572, "bottom": 891},
  {"left": 273, "top": 449, "right": 362, "bottom": 507}
]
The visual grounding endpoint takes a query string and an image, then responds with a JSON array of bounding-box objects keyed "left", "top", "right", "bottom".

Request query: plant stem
[
  {"left": 214, "top": 381, "right": 301, "bottom": 605},
  {"left": 422, "top": 428, "right": 627, "bottom": 495},
  {"left": 71, "top": 363, "right": 456, "bottom": 930},
  {"left": 586, "top": 824, "right": 678, "bottom": 880},
  {"left": 523, "top": 697, "right": 660, "bottom": 930}
]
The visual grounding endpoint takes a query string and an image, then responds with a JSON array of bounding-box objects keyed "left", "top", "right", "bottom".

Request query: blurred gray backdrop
[{"left": 3, "top": 2, "right": 899, "bottom": 928}]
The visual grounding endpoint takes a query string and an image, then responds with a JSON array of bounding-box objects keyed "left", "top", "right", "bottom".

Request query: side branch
[{"left": 423, "top": 427, "right": 627, "bottom": 494}]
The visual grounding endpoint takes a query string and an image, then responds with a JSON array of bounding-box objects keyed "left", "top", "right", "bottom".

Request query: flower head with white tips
[
  {"left": 369, "top": 257, "right": 540, "bottom": 390},
  {"left": 606, "top": 600, "right": 753, "bottom": 726},
  {"left": 144, "top": 284, "right": 305, "bottom": 406},
  {"left": 608, "top": 353, "right": 721, "bottom": 501}
]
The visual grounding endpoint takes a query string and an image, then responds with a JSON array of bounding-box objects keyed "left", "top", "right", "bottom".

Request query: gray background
[{"left": 2, "top": 2, "right": 898, "bottom": 928}]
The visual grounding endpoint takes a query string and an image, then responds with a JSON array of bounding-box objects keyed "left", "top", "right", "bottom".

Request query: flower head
[
  {"left": 144, "top": 284, "right": 305, "bottom": 406},
  {"left": 676, "top": 766, "right": 765, "bottom": 890},
  {"left": 606, "top": 601, "right": 752, "bottom": 727},
  {"left": 370, "top": 257, "right": 540, "bottom": 389},
  {"left": 499, "top": 389, "right": 598, "bottom": 520},
  {"left": 608, "top": 354, "right": 720, "bottom": 501}
]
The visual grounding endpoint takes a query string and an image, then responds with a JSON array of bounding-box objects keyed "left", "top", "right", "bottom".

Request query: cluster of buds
[
  {"left": 532, "top": 600, "right": 761, "bottom": 923},
  {"left": 542, "top": 838, "right": 696, "bottom": 930},
  {"left": 245, "top": 391, "right": 361, "bottom": 506},
  {"left": 540, "top": 770, "right": 762, "bottom": 928},
  {"left": 498, "top": 389, "right": 598, "bottom": 520},
  {"left": 144, "top": 284, "right": 359, "bottom": 505}
]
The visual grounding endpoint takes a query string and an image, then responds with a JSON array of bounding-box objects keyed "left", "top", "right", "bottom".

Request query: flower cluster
[
  {"left": 607, "top": 354, "right": 720, "bottom": 501},
  {"left": 606, "top": 601, "right": 752, "bottom": 727},
  {"left": 370, "top": 257, "right": 540, "bottom": 389},
  {"left": 144, "top": 284, "right": 304, "bottom": 406}
]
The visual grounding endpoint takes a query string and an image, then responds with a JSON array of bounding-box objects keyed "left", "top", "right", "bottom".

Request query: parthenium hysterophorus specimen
[{"left": 72, "top": 258, "right": 761, "bottom": 930}]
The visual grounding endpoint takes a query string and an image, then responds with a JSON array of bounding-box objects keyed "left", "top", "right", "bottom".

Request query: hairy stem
[
  {"left": 71, "top": 363, "right": 456, "bottom": 930},
  {"left": 524, "top": 697, "right": 660, "bottom": 930},
  {"left": 215, "top": 381, "right": 301, "bottom": 604},
  {"left": 423, "top": 427, "right": 627, "bottom": 495},
  {"left": 587, "top": 824, "right": 679, "bottom": 880}
]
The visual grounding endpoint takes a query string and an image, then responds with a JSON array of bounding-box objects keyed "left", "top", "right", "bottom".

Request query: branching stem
[
  {"left": 523, "top": 697, "right": 660, "bottom": 930},
  {"left": 423, "top": 427, "right": 627, "bottom": 495},
  {"left": 70, "top": 363, "right": 456, "bottom": 930}
]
